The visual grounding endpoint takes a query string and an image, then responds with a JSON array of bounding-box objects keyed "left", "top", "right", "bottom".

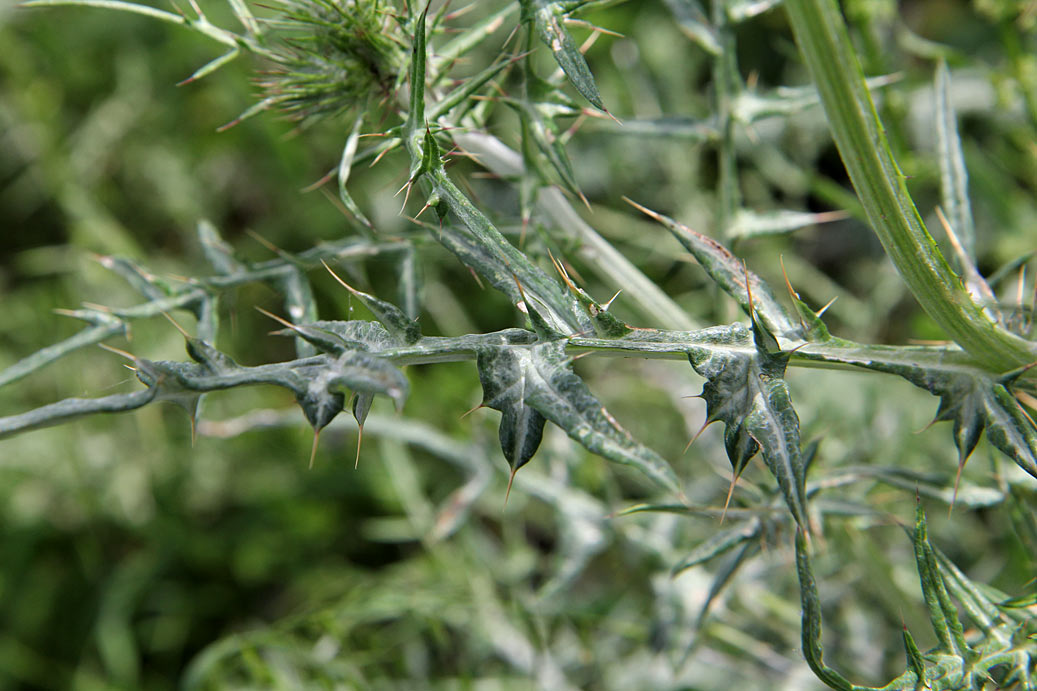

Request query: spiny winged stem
[{"left": 402, "top": 6, "right": 590, "bottom": 336}]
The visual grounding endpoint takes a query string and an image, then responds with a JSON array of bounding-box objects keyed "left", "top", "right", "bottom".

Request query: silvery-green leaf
[
  {"left": 325, "top": 273, "right": 422, "bottom": 345},
  {"left": 629, "top": 200, "right": 801, "bottom": 339},
  {"left": 290, "top": 320, "right": 399, "bottom": 355},
  {"left": 662, "top": 0, "right": 720, "bottom": 54},
  {"left": 671, "top": 520, "right": 759, "bottom": 576},
  {"left": 476, "top": 341, "right": 680, "bottom": 494},
  {"left": 860, "top": 360, "right": 1037, "bottom": 481},
  {"left": 935, "top": 61, "right": 975, "bottom": 264},
  {"left": 728, "top": 208, "right": 846, "bottom": 241},
  {"left": 521, "top": 0, "right": 606, "bottom": 111},
  {"left": 688, "top": 320, "right": 810, "bottom": 529},
  {"left": 279, "top": 268, "right": 319, "bottom": 357},
  {"left": 338, "top": 116, "right": 374, "bottom": 230},
  {"left": 197, "top": 220, "right": 244, "bottom": 275},
  {"left": 477, "top": 346, "right": 548, "bottom": 475},
  {"left": 326, "top": 350, "right": 409, "bottom": 412}
]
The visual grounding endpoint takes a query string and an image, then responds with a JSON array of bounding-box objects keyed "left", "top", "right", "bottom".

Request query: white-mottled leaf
[{"left": 476, "top": 341, "right": 681, "bottom": 494}]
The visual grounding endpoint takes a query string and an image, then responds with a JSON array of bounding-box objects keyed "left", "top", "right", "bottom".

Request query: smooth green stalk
[{"left": 784, "top": 0, "right": 1037, "bottom": 373}]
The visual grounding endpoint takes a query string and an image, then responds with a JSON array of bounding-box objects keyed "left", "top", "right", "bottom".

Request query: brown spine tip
[{"left": 309, "top": 428, "right": 321, "bottom": 470}]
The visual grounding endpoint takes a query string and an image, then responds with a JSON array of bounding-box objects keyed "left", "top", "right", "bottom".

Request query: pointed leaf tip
[{"left": 525, "top": 0, "right": 607, "bottom": 111}]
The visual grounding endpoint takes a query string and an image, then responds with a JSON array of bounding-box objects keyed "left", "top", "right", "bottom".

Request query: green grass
[{"left": 1, "top": 0, "right": 1035, "bottom": 689}]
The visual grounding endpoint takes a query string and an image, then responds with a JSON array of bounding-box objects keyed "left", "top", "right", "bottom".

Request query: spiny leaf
[
  {"left": 476, "top": 346, "right": 548, "bottom": 487},
  {"left": 787, "top": 290, "right": 833, "bottom": 343},
  {"left": 876, "top": 362, "right": 1037, "bottom": 482},
  {"left": 549, "top": 253, "right": 632, "bottom": 338},
  {"left": 427, "top": 55, "right": 514, "bottom": 122},
  {"left": 931, "top": 546, "right": 1006, "bottom": 633},
  {"left": 983, "top": 384, "right": 1037, "bottom": 479},
  {"left": 178, "top": 48, "right": 240, "bottom": 85},
  {"left": 351, "top": 391, "right": 374, "bottom": 468},
  {"left": 295, "top": 376, "right": 345, "bottom": 434},
  {"left": 266, "top": 316, "right": 399, "bottom": 356},
  {"left": 508, "top": 86, "right": 587, "bottom": 204},
  {"left": 476, "top": 341, "right": 681, "bottom": 495},
  {"left": 628, "top": 199, "right": 801, "bottom": 339},
  {"left": 325, "top": 350, "right": 409, "bottom": 413},
  {"left": 401, "top": 14, "right": 591, "bottom": 337},
  {"left": 323, "top": 261, "right": 422, "bottom": 344},
  {"left": 3, "top": 333, "right": 409, "bottom": 448},
  {"left": 427, "top": 176, "right": 592, "bottom": 335},
  {"left": 912, "top": 503, "right": 959, "bottom": 655},
  {"left": 521, "top": 0, "right": 606, "bottom": 111},
  {"left": 687, "top": 321, "right": 810, "bottom": 530},
  {"left": 96, "top": 255, "right": 174, "bottom": 301},
  {"left": 878, "top": 505, "right": 1037, "bottom": 689},
  {"left": 901, "top": 626, "right": 929, "bottom": 691}
]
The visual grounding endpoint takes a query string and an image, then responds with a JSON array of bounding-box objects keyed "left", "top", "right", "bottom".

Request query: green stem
[
  {"left": 784, "top": 0, "right": 1037, "bottom": 372},
  {"left": 711, "top": 1, "right": 740, "bottom": 242}
]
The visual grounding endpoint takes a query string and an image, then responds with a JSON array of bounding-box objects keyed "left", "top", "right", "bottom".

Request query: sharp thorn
[
  {"left": 309, "top": 428, "right": 321, "bottom": 470},
  {"left": 98, "top": 342, "right": 137, "bottom": 361},
  {"left": 355, "top": 424, "right": 363, "bottom": 470},
  {"left": 815, "top": 297, "right": 838, "bottom": 318},
  {"left": 683, "top": 419, "right": 710, "bottom": 454},
  {"left": 255, "top": 306, "right": 297, "bottom": 330},
  {"left": 720, "top": 474, "right": 738, "bottom": 525},
  {"left": 161, "top": 311, "right": 191, "bottom": 339},
  {"left": 504, "top": 467, "right": 517, "bottom": 506},
  {"left": 459, "top": 402, "right": 484, "bottom": 420},
  {"left": 322, "top": 260, "right": 360, "bottom": 295}
]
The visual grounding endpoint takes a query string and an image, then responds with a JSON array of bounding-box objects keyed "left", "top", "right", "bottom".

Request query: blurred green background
[{"left": 1, "top": 1, "right": 1035, "bottom": 689}]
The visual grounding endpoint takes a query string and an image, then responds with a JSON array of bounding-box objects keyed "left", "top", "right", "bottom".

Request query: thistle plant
[{"left": 3, "top": 0, "right": 1036, "bottom": 688}]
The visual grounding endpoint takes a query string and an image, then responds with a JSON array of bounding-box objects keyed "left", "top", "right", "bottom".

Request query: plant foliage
[{"left": 2, "top": 0, "right": 1036, "bottom": 688}]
